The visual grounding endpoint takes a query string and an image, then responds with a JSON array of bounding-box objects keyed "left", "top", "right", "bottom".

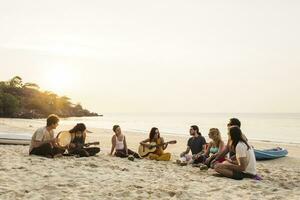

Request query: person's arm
[
  {"left": 67, "top": 142, "right": 76, "bottom": 150},
  {"left": 202, "top": 137, "right": 207, "bottom": 153},
  {"left": 140, "top": 138, "right": 150, "bottom": 147},
  {"left": 83, "top": 132, "right": 87, "bottom": 144},
  {"left": 124, "top": 136, "right": 128, "bottom": 155},
  {"left": 215, "top": 143, "right": 229, "bottom": 159},
  {"left": 160, "top": 137, "right": 168, "bottom": 150},
  {"left": 222, "top": 157, "right": 247, "bottom": 172},
  {"left": 32, "top": 139, "right": 53, "bottom": 148},
  {"left": 180, "top": 146, "right": 191, "bottom": 157},
  {"left": 110, "top": 135, "right": 116, "bottom": 155},
  {"left": 204, "top": 142, "right": 212, "bottom": 157},
  {"left": 218, "top": 141, "right": 225, "bottom": 152},
  {"left": 225, "top": 157, "right": 238, "bottom": 165},
  {"left": 210, "top": 145, "right": 230, "bottom": 167}
]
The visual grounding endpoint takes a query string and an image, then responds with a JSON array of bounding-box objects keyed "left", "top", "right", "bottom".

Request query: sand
[{"left": 0, "top": 118, "right": 300, "bottom": 200}]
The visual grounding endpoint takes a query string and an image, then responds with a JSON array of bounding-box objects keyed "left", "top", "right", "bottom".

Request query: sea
[{"left": 56, "top": 113, "right": 300, "bottom": 144}]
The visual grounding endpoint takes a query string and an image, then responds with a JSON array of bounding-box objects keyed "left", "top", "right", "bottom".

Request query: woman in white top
[
  {"left": 110, "top": 125, "right": 141, "bottom": 159},
  {"left": 214, "top": 126, "right": 257, "bottom": 180}
]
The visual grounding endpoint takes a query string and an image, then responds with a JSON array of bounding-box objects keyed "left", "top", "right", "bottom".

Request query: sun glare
[{"left": 41, "top": 65, "right": 76, "bottom": 95}]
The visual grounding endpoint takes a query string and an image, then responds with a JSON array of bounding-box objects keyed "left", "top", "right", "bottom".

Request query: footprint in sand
[
  {"left": 168, "top": 191, "right": 176, "bottom": 197},
  {"left": 85, "top": 163, "right": 99, "bottom": 168},
  {"left": 131, "top": 185, "right": 143, "bottom": 189},
  {"left": 262, "top": 169, "right": 271, "bottom": 174}
]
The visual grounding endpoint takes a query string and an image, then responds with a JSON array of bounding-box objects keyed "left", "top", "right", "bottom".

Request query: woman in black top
[{"left": 68, "top": 123, "right": 100, "bottom": 157}]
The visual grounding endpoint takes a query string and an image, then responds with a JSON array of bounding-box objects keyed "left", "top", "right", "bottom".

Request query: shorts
[{"left": 232, "top": 171, "right": 255, "bottom": 180}]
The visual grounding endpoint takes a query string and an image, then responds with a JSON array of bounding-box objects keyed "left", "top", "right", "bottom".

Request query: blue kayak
[{"left": 254, "top": 147, "right": 288, "bottom": 160}]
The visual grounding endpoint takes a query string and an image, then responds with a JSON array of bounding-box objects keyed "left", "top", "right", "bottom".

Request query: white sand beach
[{"left": 0, "top": 118, "right": 300, "bottom": 200}]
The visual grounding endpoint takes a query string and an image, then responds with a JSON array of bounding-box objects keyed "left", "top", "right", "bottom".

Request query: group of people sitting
[
  {"left": 29, "top": 115, "right": 100, "bottom": 158},
  {"left": 29, "top": 115, "right": 257, "bottom": 180},
  {"left": 177, "top": 118, "right": 257, "bottom": 180}
]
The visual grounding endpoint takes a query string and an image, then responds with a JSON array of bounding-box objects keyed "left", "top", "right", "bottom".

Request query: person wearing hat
[{"left": 67, "top": 123, "right": 100, "bottom": 157}]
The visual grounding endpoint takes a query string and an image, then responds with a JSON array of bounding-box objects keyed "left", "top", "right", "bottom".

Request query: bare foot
[{"left": 200, "top": 164, "right": 209, "bottom": 170}]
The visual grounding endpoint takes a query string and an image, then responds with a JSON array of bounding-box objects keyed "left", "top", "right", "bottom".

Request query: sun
[{"left": 41, "top": 65, "right": 76, "bottom": 95}]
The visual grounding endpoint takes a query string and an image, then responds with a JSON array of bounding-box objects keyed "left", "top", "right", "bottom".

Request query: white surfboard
[{"left": 0, "top": 133, "right": 32, "bottom": 145}]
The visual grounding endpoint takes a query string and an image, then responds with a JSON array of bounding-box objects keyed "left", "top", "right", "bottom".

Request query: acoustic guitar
[{"left": 138, "top": 140, "right": 177, "bottom": 157}]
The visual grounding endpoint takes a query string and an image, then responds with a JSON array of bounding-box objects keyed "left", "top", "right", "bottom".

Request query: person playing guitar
[
  {"left": 139, "top": 127, "right": 176, "bottom": 161},
  {"left": 67, "top": 123, "right": 100, "bottom": 157}
]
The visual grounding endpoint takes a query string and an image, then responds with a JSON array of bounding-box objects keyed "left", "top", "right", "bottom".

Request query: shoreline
[{"left": 1, "top": 117, "right": 300, "bottom": 146}]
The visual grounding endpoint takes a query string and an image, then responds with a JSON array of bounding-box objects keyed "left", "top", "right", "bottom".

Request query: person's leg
[
  {"left": 156, "top": 153, "right": 171, "bottom": 161},
  {"left": 115, "top": 149, "right": 128, "bottom": 158},
  {"left": 30, "top": 143, "right": 53, "bottom": 157},
  {"left": 77, "top": 149, "right": 90, "bottom": 157},
  {"left": 148, "top": 153, "right": 159, "bottom": 160},
  {"left": 127, "top": 149, "right": 141, "bottom": 159},
  {"left": 194, "top": 155, "right": 207, "bottom": 164},
  {"left": 185, "top": 154, "right": 193, "bottom": 162},
  {"left": 85, "top": 147, "right": 100, "bottom": 156},
  {"left": 206, "top": 156, "right": 221, "bottom": 168},
  {"left": 52, "top": 147, "right": 65, "bottom": 156},
  {"left": 214, "top": 163, "right": 233, "bottom": 177},
  {"left": 177, "top": 154, "right": 192, "bottom": 165}
]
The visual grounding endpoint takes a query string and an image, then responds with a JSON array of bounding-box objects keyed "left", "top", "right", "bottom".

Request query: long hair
[
  {"left": 149, "top": 127, "right": 160, "bottom": 141},
  {"left": 69, "top": 123, "right": 86, "bottom": 133},
  {"left": 191, "top": 125, "right": 201, "bottom": 136},
  {"left": 229, "top": 126, "right": 250, "bottom": 150},
  {"left": 228, "top": 118, "right": 241, "bottom": 128},
  {"left": 209, "top": 128, "right": 222, "bottom": 146}
]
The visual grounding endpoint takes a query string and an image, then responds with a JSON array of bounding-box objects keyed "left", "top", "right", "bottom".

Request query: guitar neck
[{"left": 153, "top": 141, "right": 174, "bottom": 148}]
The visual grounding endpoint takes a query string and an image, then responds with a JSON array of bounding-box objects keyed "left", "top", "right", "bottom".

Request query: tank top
[
  {"left": 115, "top": 135, "right": 125, "bottom": 150},
  {"left": 210, "top": 146, "right": 219, "bottom": 154}
]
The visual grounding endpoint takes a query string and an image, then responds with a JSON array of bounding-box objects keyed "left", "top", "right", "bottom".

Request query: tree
[
  {"left": 23, "top": 82, "right": 40, "bottom": 90},
  {"left": 0, "top": 93, "right": 20, "bottom": 117},
  {"left": 0, "top": 76, "right": 99, "bottom": 118},
  {"left": 0, "top": 97, "right": 3, "bottom": 115},
  {"left": 9, "top": 76, "right": 23, "bottom": 88}
]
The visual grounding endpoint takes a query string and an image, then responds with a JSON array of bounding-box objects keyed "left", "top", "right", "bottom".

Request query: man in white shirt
[{"left": 29, "top": 114, "right": 64, "bottom": 158}]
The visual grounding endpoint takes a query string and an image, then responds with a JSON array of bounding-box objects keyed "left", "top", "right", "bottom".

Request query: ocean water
[{"left": 59, "top": 113, "right": 300, "bottom": 144}]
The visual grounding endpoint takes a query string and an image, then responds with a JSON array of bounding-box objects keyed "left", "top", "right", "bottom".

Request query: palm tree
[
  {"left": 9, "top": 76, "right": 23, "bottom": 88},
  {"left": 23, "top": 82, "right": 40, "bottom": 90}
]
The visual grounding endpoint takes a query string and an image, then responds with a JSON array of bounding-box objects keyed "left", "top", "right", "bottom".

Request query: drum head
[{"left": 57, "top": 131, "right": 72, "bottom": 147}]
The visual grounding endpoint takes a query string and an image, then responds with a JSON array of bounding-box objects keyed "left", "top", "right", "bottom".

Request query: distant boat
[
  {"left": 254, "top": 147, "right": 288, "bottom": 160},
  {"left": 0, "top": 133, "right": 31, "bottom": 145}
]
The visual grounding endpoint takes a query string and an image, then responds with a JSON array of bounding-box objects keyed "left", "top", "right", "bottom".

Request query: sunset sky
[{"left": 1, "top": 0, "right": 300, "bottom": 113}]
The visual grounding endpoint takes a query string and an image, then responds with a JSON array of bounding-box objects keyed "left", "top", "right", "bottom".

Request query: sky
[{"left": 0, "top": 0, "right": 300, "bottom": 114}]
